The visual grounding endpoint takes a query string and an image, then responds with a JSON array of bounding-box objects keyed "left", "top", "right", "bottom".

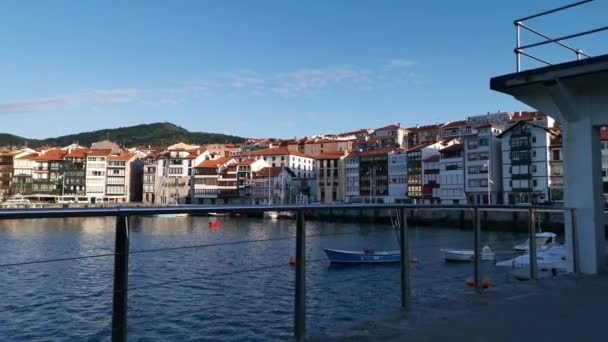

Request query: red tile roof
[
  {"left": 65, "top": 149, "right": 90, "bottom": 158},
  {"left": 237, "top": 159, "right": 258, "bottom": 166},
  {"left": 33, "top": 149, "right": 67, "bottom": 161},
  {"left": 108, "top": 152, "right": 136, "bottom": 161},
  {"left": 18, "top": 153, "right": 39, "bottom": 160},
  {"left": 196, "top": 157, "right": 234, "bottom": 168},
  {"left": 315, "top": 152, "right": 347, "bottom": 160}
]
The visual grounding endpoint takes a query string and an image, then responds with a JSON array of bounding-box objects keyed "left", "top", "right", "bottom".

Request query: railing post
[
  {"left": 399, "top": 208, "right": 410, "bottom": 309},
  {"left": 473, "top": 208, "right": 482, "bottom": 293},
  {"left": 528, "top": 208, "right": 538, "bottom": 280},
  {"left": 515, "top": 21, "right": 521, "bottom": 72},
  {"left": 112, "top": 214, "right": 130, "bottom": 342},
  {"left": 570, "top": 209, "right": 580, "bottom": 275},
  {"left": 294, "top": 210, "right": 306, "bottom": 341}
]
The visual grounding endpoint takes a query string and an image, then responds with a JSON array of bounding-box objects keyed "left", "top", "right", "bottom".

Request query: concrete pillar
[{"left": 563, "top": 118, "right": 605, "bottom": 274}]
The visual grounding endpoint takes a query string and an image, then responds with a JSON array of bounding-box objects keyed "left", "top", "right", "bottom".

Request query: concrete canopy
[{"left": 491, "top": 54, "right": 608, "bottom": 274}]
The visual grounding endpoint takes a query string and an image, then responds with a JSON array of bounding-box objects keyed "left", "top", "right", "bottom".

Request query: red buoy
[
  {"left": 209, "top": 221, "right": 221, "bottom": 228},
  {"left": 466, "top": 276, "right": 492, "bottom": 288},
  {"left": 289, "top": 256, "right": 296, "bottom": 265}
]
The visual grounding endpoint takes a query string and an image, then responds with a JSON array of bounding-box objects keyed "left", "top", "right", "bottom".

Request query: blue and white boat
[{"left": 323, "top": 248, "right": 401, "bottom": 264}]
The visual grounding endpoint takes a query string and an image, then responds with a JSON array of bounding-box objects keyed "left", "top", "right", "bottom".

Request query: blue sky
[{"left": 1, "top": 0, "right": 607, "bottom": 139}]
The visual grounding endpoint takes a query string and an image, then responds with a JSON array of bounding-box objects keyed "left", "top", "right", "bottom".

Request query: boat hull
[
  {"left": 323, "top": 248, "right": 400, "bottom": 263},
  {"left": 441, "top": 249, "right": 495, "bottom": 262}
]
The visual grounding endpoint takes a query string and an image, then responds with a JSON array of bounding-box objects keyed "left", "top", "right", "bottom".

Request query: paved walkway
[{"left": 311, "top": 273, "right": 608, "bottom": 342}]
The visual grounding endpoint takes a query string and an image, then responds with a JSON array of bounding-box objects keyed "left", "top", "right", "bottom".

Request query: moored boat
[
  {"left": 323, "top": 248, "right": 400, "bottom": 263},
  {"left": 441, "top": 246, "right": 495, "bottom": 262},
  {"left": 264, "top": 211, "right": 279, "bottom": 219},
  {"left": 155, "top": 213, "right": 188, "bottom": 218},
  {"left": 208, "top": 212, "right": 229, "bottom": 217},
  {"left": 513, "top": 232, "right": 558, "bottom": 252},
  {"left": 496, "top": 244, "right": 568, "bottom": 271}
]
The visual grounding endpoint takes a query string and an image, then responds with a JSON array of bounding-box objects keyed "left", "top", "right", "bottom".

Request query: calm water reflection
[{"left": 0, "top": 216, "right": 530, "bottom": 341}]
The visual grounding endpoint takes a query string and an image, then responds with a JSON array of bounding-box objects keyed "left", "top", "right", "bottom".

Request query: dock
[{"left": 311, "top": 272, "right": 608, "bottom": 341}]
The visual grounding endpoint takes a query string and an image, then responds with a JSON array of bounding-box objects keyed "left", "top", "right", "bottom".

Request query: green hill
[{"left": 0, "top": 122, "right": 246, "bottom": 148}]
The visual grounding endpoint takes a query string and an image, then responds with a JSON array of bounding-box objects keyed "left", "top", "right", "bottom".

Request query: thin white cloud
[
  {"left": 386, "top": 59, "right": 417, "bottom": 69},
  {"left": 0, "top": 88, "right": 142, "bottom": 115},
  {"left": 0, "top": 96, "right": 76, "bottom": 114},
  {"left": 91, "top": 89, "right": 140, "bottom": 103}
]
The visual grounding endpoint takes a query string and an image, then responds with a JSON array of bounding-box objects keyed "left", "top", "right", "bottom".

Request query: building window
[
  {"left": 532, "top": 136, "right": 536, "bottom": 143},
  {"left": 532, "top": 164, "right": 537, "bottom": 173},
  {"left": 533, "top": 179, "right": 538, "bottom": 187},
  {"left": 553, "top": 149, "right": 561, "bottom": 161}
]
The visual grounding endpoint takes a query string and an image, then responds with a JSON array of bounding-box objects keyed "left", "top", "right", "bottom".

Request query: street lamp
[{"left": 483, "top": 162, "right": 493, "bottom": 205}]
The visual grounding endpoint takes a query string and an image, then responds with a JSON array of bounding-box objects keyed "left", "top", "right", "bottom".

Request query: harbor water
[{"left": 0, "top": 215, "right": 538, "bottom": 341}]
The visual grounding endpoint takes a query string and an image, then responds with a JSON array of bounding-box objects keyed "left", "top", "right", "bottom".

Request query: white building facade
[
  {"left": 438, "top": 144, "right": 466, "bottom": 204},
  {"left": 464, "top": 124, "right": 503, "bottom": 205},
  {"left": 388, "top": 149, "right": 408, "bottom": 203},
  {"left": 500, "top": 121, "right": 555, "bottom": 205}
]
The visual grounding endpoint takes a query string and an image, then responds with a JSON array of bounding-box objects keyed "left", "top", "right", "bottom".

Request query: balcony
[
  {"left": 511, "top": 157, "right": 532, "bottom": 165},
  {"left": 512, "top": 173, "right": 532, "bottom": 180}
]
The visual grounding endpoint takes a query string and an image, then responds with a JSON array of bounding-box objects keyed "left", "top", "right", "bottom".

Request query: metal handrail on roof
[{"left": 514, "top": 0, "right": 608, "bottom": 71}]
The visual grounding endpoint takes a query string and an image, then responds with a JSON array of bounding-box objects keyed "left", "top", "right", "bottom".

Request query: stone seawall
[{"left": 303, "top": 207, "right": 600, "bottom": 232}]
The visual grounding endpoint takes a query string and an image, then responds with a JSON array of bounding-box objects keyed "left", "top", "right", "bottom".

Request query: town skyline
[{"left": 3, "top": 1, "right": 606, "bottom": 139}]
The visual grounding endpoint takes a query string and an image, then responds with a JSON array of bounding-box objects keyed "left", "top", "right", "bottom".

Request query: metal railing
[
  {"left": 514, "top": 0, "right": 608, "bottom": 71},
  {"left": 0, "top": 203, "right": 577, "bottom": 341}
]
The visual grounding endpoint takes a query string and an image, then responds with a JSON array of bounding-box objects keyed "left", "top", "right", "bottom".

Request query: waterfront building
[
  {"left": 62, "top": 148, "right": 89, "bottom": 201},
  {"left": 236, "top": 158, "right": 269, "bottom": 202},
  {"left": 142, "top": 153, "right": 162, "bottom": 204},
  {"left": 422, "top": 154, "right": 441, "bottom": 204},
  {"left": 388, "top": 149, "right": 408, "bottom": 203},
  {"left": 358, "top": 148, "right": 394, "bottom": 203},
  {"left": 1, "top": 149, "right": 35, "bottom": 200},
  {"left": 240, "top": 147, "right": 315, "bottom": 179},
  {"left": 406, "top": 141, "right": 452, "bottom": 203},
  {"left": 32, "top": 149, "right": 67, "bottom": 200},
  {"left": 464, "top": 124, "right": 504, "bottom": 205},
  {"left": 315, "top": 152, "right": 347, "bottom": 203},
  {"left": 304, "top": 139, "right": 353, "bottom": 157},
  {"left": 602, "top": 129, "right": 608, "bottom": 197},
  {"left": 373, "top": 124, "right": 409, "bottom": 148},
  {"left": 105, "top": 152, "right": 142, "bottom": 203},
  {"left": 192, "top": 157, "right": 237, "bottom": 204},
  {"left": 85, "top": 149, "right": 111, "bottom": 202},
  {"left": 10, "top": 153, "right": 38, "bottom": 197},
  {"left": 251, "top": 166, "right": 295, "bottom": 205},
  {"left": 345, "top": 152, "right": 360, "bottom": 202},
  {"left": 499, "top": 121, "right": 558, "bottom": 204},
  {"left": 240, "top": 147, "right": 316, "bottom": 201},
  {"left": 158, "top": 146, "right": 209, "bottom": 205},
  {"left": 549, "top": 131, "right": 564, "bottom": 203},
  {"left": 438, "top": 143, "right": 466, "bottom": 204}
]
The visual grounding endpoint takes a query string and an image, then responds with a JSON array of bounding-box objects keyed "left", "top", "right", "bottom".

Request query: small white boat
[
  {"left": 264, "top": 211, "right": 279, "bottom": 219},
  {"left": 513, "top": 232, "right": 558, "bottom": 252},
  {"left": 155, "top": 213, "right": 188, "bottom": 218},
  {"left": 441, "top": 246, "right": 495, "bottom": 262},
  {"left": 208, "top": 212, "right": 229, "bottom": 217},
  {"left": 496, "top": 244, "right": 568, "bottom": 271},
  {"left": 278, "top": 211, "right": 295, "bottom": 219}
]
